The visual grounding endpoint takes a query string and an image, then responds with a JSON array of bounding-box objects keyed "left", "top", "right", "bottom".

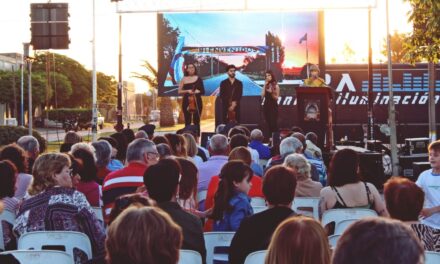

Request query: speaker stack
[{"left": 30, "top": 3, "right": 70, "bottom": 50}]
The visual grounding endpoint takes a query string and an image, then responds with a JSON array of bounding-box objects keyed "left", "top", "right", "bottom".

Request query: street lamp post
[{"left": 112, "top": 0, "right": 124, "bottom": 132}]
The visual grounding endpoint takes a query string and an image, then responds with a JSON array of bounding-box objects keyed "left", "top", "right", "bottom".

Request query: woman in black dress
[
  {"left": 262, "top": 70, "right": 280, "bottom": 136},
  {"left": 178, "top": 63, "right": 205, "bottom": 131}
]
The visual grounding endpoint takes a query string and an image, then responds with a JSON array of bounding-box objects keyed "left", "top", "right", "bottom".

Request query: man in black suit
[
  {"left": 219, "top": 64, "right": 243, "bottom": 123},
  {"left": 228, "top": 165, "right": 298, "bottom": 264},
  {"left": 144, "top": 158, "right": 206, "bottom": 263}
]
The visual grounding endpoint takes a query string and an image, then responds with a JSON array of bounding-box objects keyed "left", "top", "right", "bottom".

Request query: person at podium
[{"left": 303, "top": 64, "right": 327, "bottom": 87}]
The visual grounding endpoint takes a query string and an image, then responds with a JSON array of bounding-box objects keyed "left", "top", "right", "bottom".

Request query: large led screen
[{"left": 157, "top": 12, "right": 321, "bottom": 96}]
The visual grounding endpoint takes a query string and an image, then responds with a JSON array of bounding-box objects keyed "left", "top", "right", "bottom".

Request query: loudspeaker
[
  {"left": 359, "top": 152, "right": 386, "bottom": 190},
  {"left": 30, "top": 3, "right": 70, "bottom": 50},
  {"left": 398, "top": 154, "right": 429, "bottom": 178}
]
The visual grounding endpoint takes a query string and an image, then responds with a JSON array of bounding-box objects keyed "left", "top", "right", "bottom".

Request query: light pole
[
  {"left": 112, "top": 0, "right": 124, "bottom": 132},
  {"left": 91, "top": 0, "right": 98, "bottom": 141}
]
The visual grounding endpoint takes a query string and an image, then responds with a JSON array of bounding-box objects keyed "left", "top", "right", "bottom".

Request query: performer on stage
[
  {"left": 178, "top": 63, "right": 205, "bottom": 131},
  {"left": 220, "top": 65, "right": 243, "bottom": 123},
  {"left": 303, "top": 64, "right": 327, "bottom": 87},
  {"left": 262, "top": 70, "right": 280, "bottom": 135}
]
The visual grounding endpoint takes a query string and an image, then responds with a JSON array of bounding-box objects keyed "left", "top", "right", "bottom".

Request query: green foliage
[
  {"left": 97, "top": 72, "right": 117, "bottom": 105},
  {"left": 381, "top": 31, "right": 412, "bottom": 63},
  {"left": 132, "top": 61, "right": 158, "bottom": 88},
  {"left": 44, "top": 108, "right": 92, "bottom": 123},
  {"left": 0, "top": 126, "right": 47, "bottom": 153},
  {"left": 404, "top": 0, "right": 440, "bottom": 63}
]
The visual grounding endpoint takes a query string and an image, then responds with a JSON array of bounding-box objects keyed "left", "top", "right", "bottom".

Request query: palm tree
[{"left": 132, "top": 60, "right": 175, "bottom": 127}]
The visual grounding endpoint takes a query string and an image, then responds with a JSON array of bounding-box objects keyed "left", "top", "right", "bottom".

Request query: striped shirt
[{"left": 102, "top": 162, "right": 148, "bottom": 221}]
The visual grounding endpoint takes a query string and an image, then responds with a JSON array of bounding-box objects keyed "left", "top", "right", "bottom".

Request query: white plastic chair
[
  {"left": 0, "top": 210, "right": 15, "bottom": 250},
  {"left": 244, "top": 250, "right": 267, "bottom": 264},
  {"left": 179, "top": 249, "right": 202, "bottom": 264},
  {"left": 204, "top": 232, "right": 235, "bottom": 264},
  {"left": 91, "top": 206, "right": 104, "bottom": 222},
  {"left": 0, "top": 250, "right": 74, "bottom": 264},
  {"left": 328, "top": 234, "right": 342, "bottom": 248},
  {"left": 321, "top": 209, "right": 378, "bottom": 228},
  {"left": 250, "top": 197, "right": 266, "bottom": 207},
  {"left": 18, "top": 231, "right": 92, "bottom": 260},
  {"left": 334, "top": 219, "right": 358, "bottom": 235},
  {"left": 292, "top": 197, "right": 320, "bottom": 220},
  {"left": 198, "top": 190, "right": 208, "bottom": 203},
  {"left": 252, "top": 206, "right": 268, "bottom": 214},
  {"left": 425, "top": 251, "right": 440, "bottom": 264}
]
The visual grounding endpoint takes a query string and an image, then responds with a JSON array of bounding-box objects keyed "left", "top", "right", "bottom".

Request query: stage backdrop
[{"left": 157, "top": 12, "right": 322, "bottom": 96}]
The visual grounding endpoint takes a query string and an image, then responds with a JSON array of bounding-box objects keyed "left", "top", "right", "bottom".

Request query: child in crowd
[
  {"left": 416, "top": 140, "right": 440, "bottom": 229},
  {"left": 211, "top": 161, "right": 253, "bottom": 231}
]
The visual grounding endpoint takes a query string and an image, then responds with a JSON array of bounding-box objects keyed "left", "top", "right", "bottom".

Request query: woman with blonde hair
[
  {"left": 265, "top": 216, "right": 331, "bottom": 264},
  {"left": 284, "top": 153, "right": 322, "bottom": 197},
  {"left": 13, "top": 153, "right": 106, "bottom": 263},
  {"left": 106, "top": 206, "right": 183, "bottom": 264},
  {"left": 183, "top": 133, "right": 203, "bottom": 165}
]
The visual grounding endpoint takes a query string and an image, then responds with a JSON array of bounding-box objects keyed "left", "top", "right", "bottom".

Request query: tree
[
  {"left": 381, "top": 31, "right": 411, "bottom": 63},
  {"left": 157, "top": 17, "right": 181, "bottom": 88},
  {"left": 132, "top": 60, "right": 175, "bottom": 127},
  {"left": 404, "top": 0, "right": 440, "bottom": 141}
]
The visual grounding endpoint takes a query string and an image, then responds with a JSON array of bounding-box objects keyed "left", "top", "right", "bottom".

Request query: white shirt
[{"left": 416, "top": 169, "right": 440, "bottom": 229}]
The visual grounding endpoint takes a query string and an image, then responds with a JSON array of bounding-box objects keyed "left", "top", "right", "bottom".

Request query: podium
[{"left": 295, "top": 86, "right": 334, "bottom": 149}]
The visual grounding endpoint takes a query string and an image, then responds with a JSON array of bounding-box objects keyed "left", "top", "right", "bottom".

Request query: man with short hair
[
  {"left": 16, "top": 135, "right": 40, "bottom": 174},
  {"left": 197, "top": 134, "right": 229, "bottom": 208},
  {"left": 102, "top": 138, "right": 158, "bottom": 221},
  {"left": 220, "top": 64, "right": 243, "bottom": 123},
  {"left": 266, "top": 137, "right": 303, "bottom": 169},
  {"left": 144, "top": 159, "right": 206, "bottom": 263},
  {"left": 134, "top": 130, "right": 148, "bottom": 139},
  {"left": 249, "top": 129, "right": 271, "bottom": 160},
  {"left": 229, "top": 166, "right": 298, "bottom": 264}
]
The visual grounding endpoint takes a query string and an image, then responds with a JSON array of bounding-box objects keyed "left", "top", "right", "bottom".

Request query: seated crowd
[{"left": 0, "top": 124, "right": 439, "bottom": 264}]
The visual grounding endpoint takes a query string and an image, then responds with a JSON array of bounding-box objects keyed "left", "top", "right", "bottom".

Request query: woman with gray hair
[
  {"left": 91, "top": 140, "right": 113, "bottom": 183},
  {"left": 284, "top": 153, "right": 322, "bottom": 197}
]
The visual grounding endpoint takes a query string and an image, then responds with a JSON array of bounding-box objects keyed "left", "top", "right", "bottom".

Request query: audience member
[
  {"left": 265, "top": 216, "right": 331, "bottom": 264},
  {"left": 0, "top": 144, "right": 33, "bottom": 200},
  {"left": 110, "top": 132, "right": 128, "bottom": 162},
  {"left": 60, "top": 131, "right": 82, "bottom": 153},
  {"left": 13, "top": 153, "right": 106, "bottom": 263},
  {"left": 71, "top": 148, "right": 101, "bottom": 207},
  {"left": 105, "top": 207, "right": 182, "bottom": 264},
  {"left": 292, "top": 132, "right": 326, "bottom": 183},
  {"left": 284, "top": 154, "right": 322, "bottom": 197},
  {"left": 206, "top": 147, "right": 264, "bottom": 212},
  {"left": 211, "top": 161, "right": 253, "bottom": 231},
  {"left": 332, "top": 218, "right": 424, "bottom": 264},
  {"left": 249, "top": 129, "right": 271, "bottom": 159},
  {"left": 305, "top": 132, "right": 322, "bottom": 160},
  {"left": 144, "top": 158, "right": 206, "bottom": 262},
  {"left": 157, "top": 143, "right": 172, "bottom": 159},
  {"left": 67, "top": 154, "right": 83, "bottom": 188},
  {"left": 183, "top": 133, "right": 203, "bottom": 165},
  {"left": 103, "top": 139, "right": 158, "bottom": 222},
  {"left": 134, "top": 130, "right": 148, "bottom": 139},
  {"left": 108, "top": 193, "right": 156, "bottom": 225},
  {"left": 320, "top": 149, "right": 387, "bottom": 218},
  {"left": 122, "top": 128, "right": 135, "bottom": 144},
  {"left": 152, "top": 135, "right": 170, "bottom": 145},
  {"left": 164, "top": 133, "right": 188, "bottom": 157},
  {"left": 138, "top": 123, "right": 156, "bottom": 140},
  {"left": 16, "top": 135, "right": 40, "bottom": 174},
  {"left": 229, "top": 134, "right": 262, "bottom": 176},
  {"left": 229, "top": 165, "right": 297, "bottom": 264},
  {"left": 92, "top": 140, "right": 113, "bottom": 183},
  {"left": 175, "top": 157, "right": 199, "bottom": 211},
  {"left": 197, "top": 134, "right": 229, "bottom": 206},
  {"left": 177, "top": 125, "right": 210, "bottom": 162},
  {"left": 266, "top": 137, "right": 302, "bottom": 170},
  {"left": 99, "top": 137, "right": 124, "bottom": 171},
  {"left": 384, "top": 177, "right": 440, "bottom": 252},
  {"left": 0, "top": 160, "right": 19, "bottom": 250},
  {"left": 416, "top": 140, "right": 440, "bottom": 229}
]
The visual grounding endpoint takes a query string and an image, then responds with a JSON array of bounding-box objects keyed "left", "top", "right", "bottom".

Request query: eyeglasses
[{"left": 68, "top": 168, "right": 74, "bottom": 177}]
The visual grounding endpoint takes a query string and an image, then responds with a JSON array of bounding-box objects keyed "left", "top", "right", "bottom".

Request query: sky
[{"left": 0, "top": 0, "right": 412, "bottom": 93}]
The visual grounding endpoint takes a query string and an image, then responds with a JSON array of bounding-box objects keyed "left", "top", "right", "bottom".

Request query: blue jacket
[
  {"left": 249, "top": 140, "right": 271, "bottom": 160},
  {"left": 213, "top": 192, "right": 253, "bottom": 231}
]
